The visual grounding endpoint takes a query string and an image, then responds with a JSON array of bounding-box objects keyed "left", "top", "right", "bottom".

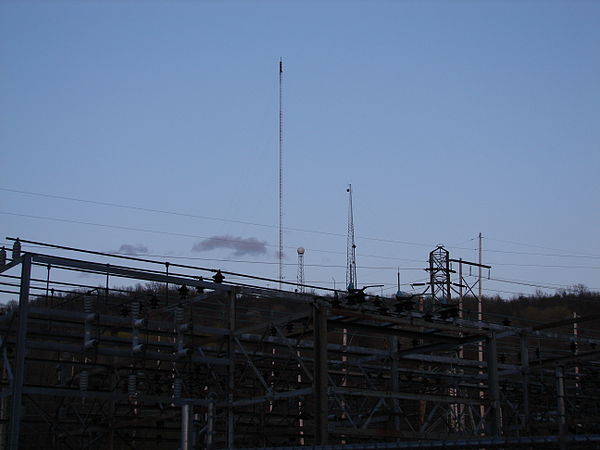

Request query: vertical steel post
[
  {"left": 478, "top": 233, "right": 483, "bottom": 307},
  {"left": 458, "top": 259, "right": 463, "bottom": 322},
  {"left": 573, "top": 312, "right": 580, "bottom": 391},
  {"left": 520, "top": 334, "right": 530, "bottom": 434},
  {"left": 556, "top": 366, "right": 567, "bottom": 450},
  {"left": 227, "top": 289, "right": 235, "bottom": 449},
  {"left": 180, "top": 402, "right": 193, "bottom": 450},
  {"left": 313, "top": 302, "right": 328, "bottom": 445},
  {"left": 478, "top": 235, "right": 485, "bottom": 424},
  {"left": 486, "top": 333, "right": 502, "bottom": 437},
  {"left": 391, "top": 336, "right": 401, "bottom": 432},
  {"left": 456, "top": 259, "right": 465, "bottom": 432},
  {"left": 8, "top": 254, "right": 31, "bottom": 450},
  {"left": 206, "top": 393, "right": 216, "bottom": 450},
  {"left": 108, "top": 367, "right": 116, "bottom": 450}
]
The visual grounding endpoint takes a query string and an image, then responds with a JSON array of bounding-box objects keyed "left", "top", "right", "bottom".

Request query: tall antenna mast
[
  {"left": 278, "top": 59, "right": 284, "bottom": 289},
  {"left": 296, "top": 247, "right": 305, "bottom": 293},
  {"left": 346, "top": 184, "right": 357, "bottom": 291}
]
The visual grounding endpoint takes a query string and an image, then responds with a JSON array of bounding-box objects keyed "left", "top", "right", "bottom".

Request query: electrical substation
[{"left": 1, "top": 237, "right": 600, "bottom": 450}]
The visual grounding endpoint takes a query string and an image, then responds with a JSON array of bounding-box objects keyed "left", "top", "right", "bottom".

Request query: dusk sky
[{"left": 1, "top": 0, "right": 599, "bottom": 302}]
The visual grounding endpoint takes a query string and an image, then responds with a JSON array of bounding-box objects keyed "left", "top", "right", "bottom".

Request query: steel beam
[
  {"left": 8, "top": 254, "right": 31, "bottom": 450},
  {"left": 520, "top": 333, "right": 530, "bottom": 434},
  {"left": 486, "top": 333, "right": 502, "bottom": 437},
  {"left": 227, "top": 289, "right": 236, "bottom": 449},
  {"left": 180, "top": 402, "right": 193, "bottom": 450},
  {"left": 235, "top": 433, "right": 600, "bottom": 449},
  {"left": 556, "top": 366, "right": 567, "bottom": 450},
  {"left": 314, "top": 302, "right": 329, "bottom": 445},
  {"left": 332, "top": 386, "right": 481, "bottom": 405},
  {"left": 32, "top": 254, "right": 228, "bottom": 292}
]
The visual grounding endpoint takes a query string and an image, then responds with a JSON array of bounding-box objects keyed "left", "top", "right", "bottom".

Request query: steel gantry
[{"left": 1, "top": 245, "right": 600, "bottom": 449}]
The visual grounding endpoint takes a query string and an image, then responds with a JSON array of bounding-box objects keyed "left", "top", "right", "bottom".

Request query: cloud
[
  {"left": 116, "top": 244, "right": 149, "bottom": 256},
  {"left": 192, "top": 235, "right": 267, "bottom": 256}
]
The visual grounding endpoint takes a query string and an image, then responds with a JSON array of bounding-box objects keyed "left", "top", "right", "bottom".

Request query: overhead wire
[
  {"left": 486, "top": 236, "right": 600, "bottom": 258},
  {"left": 10, "top": 242, "right": 427, "bottom": 270},
  {"left": 0, "top": 187, "right": 469, "bottom": 250},
  {"left": 4, "top": 188, "right": 599, "bottom": 262},
  {"left": 0, "top": 211, "right": 426, "bottom": 263},
  {"left": 487, "top": 262, "right": 600, "bottom": 269},
  {"left": 4, "top": 238, "right": 593, "bottom": 302},
  {"left": 4, "top": 188, "right": 599, "bottom": 297},
  {"left": 467, "top": 273, "right": 599, "bottom": 292}
]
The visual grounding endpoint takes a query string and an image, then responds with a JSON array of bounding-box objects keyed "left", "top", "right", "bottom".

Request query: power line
[
  {"left": 14, "top": 241, "right": 425, "bottom": 271},
  {"left": 5, "top": 187, "right": 600, "bottom": 265},
  {"left": 488, "top": 262, "right": 600, "bottom": 269},
  {"left": 483, "top": 248, "right": 600, "bottom": 260},
  {"left": 5, "top": 187, "right": 600, "bottom": 261},
  {"left": 486, "top": 236, "right": 600, "bottom": 258},
  {"left": 0, "top": 211, "right": 426, "bottom": 263},
  {"left": 467, "top": 274, "right": 599, "bottom": 291},
  {"left": 0, "top": 187, "right": 462, "bottom": 251},
  {"left": 5, "top": 237, "right": 342, "bottom": 294},
  {"left": 0, "top": 187, "right": 280, "bottom": 231}
]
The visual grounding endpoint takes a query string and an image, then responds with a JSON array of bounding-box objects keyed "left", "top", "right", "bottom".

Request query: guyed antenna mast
[
  {"left": 346, "top": 184, "right": 357, "bottom": 291},
  {"left": 278, "top": 59, "right": 284, "bottom": 289}
]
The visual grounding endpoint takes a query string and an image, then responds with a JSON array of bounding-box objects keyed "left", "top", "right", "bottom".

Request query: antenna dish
[{"left": 297, "top": 247, "right": 305, "bottom": 255}]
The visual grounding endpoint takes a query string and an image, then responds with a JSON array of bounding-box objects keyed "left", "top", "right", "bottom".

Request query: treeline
[{"left": 462, "top": 286, "right": 600, "bottom": 333}]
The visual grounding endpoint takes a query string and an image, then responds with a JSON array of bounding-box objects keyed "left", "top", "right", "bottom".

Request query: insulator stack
[
  {"left": 84, "top": 296, "right": 94, "bottom": 314},
  {"left": 56, "top": 364, "right": 63, "bottom": 385},
  {"left": 83, "top": 295, "right": 97, "bottom": 349},
  {"left": 131, "top": 301, "right": 141, "bottom": 319},
  {"left": 0, "top": 247, "right": 6, "bottom": 266},
  {"left": 12, "top": 238, "right": 21, "bottom": 260},
  {"left": 128, "top": 374, "right": 137, "bottom": 397},
  {"left": 80, "top": 370, "right": 89, "bottom": 392},
  {"left": 175, "top": 306, "right": 185, "bottom": 323},
  {"left": 173, "top": 378, "right": 183, "bottom": 398}
]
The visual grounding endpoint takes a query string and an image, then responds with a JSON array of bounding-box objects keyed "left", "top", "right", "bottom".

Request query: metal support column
[
  {"left": 206, "top": 393, "right": 216, "bottom": 450},
  {"left": 180, "top": 402, "right": 193, "bottom": 450},
  {"left": 520, "top": 334, "right": 530, "bottom": 434},
  {"left": 556, "top": 366, "right": 567, "bottom": 450},
  {"left": 314, "top": 302, "right": 328, "bottom": 445},
  {"left": 227, "top": 289, "right": 235, "bottom": 449},
  {"left": 486, "top": 333, "right": 502, "bottom": 437},
  {"left": 391, "top": 336, "right": 401, "bottom": 432},
  {"left": 8, "top": 254, "right": 31, "bottom": 450}
]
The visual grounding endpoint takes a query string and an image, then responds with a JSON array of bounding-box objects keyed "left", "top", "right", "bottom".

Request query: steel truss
[{"left": 1, "top": 250, "right": 599, "bottom": 449}]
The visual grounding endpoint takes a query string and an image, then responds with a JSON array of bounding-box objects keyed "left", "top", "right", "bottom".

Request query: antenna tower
[
  {"left": 296, "top": 247, "right": 305, "bottom": 293},
  {"left": 346, "top": 184, "right": 357, "bottom": 291},
  {"left": 278, "top": 59, "right": 284, "bottom": 288}
]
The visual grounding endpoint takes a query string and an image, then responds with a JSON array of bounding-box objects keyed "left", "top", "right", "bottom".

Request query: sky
[{"left": 1, "top": 0, "right": 599, "bottom": 303}]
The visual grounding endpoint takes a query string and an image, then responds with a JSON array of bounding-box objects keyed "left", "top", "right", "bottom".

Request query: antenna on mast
[
  {"left": 296, "top": 247, "right": 305, "bottom": 293},
  {"left": 346, "top": 184, "right": 357, "bottom": 291},
  {"left": 278, "top": 58, "right": 284, "bottom": 289}
]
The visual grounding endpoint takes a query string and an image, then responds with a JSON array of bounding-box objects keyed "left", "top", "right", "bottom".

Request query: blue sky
[{"left": 1, "top": 0, "right": 599, "bottom": 301}]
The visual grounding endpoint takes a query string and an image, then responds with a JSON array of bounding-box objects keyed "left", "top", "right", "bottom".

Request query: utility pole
[
  {"left": 458, "top": 258, "right": 463, "bottom": 358},
  {"left": 478, "top": 232, "right": 483, "bottom": 320},
  {"left": 478, "top": 232, "right": 484, "bottom": 426},
  {"left": 477, "top": 232, "right": 483, "bottom": 362}
]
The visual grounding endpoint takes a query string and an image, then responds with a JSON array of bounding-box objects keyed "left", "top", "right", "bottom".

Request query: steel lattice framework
[{"left": 1, "top": 245, "right": 600, "bottom": 449}]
